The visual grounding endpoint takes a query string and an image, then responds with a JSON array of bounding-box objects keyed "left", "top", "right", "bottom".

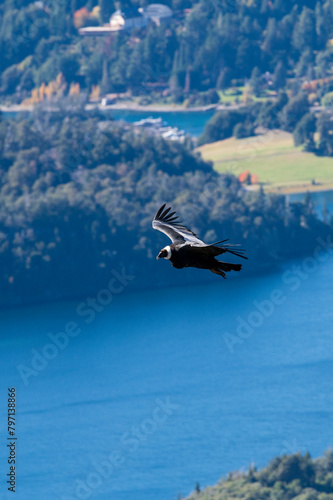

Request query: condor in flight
[{"left": 152, "top": 204, "right": 247, "bottom": 278}]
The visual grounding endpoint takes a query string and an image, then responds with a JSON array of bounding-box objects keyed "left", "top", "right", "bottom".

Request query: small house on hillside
[{"left": 110, "top": 8, "right": 148, "bottom": 30}]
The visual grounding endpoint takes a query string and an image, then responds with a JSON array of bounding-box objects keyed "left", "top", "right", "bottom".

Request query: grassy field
[{"left": 197, "top": 130, "right": 333, "bottom": 193}]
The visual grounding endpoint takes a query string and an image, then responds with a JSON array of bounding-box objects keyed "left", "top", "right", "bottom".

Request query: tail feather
[
  {"left": 210, "top": 261, "right": 242, "bottom": 278},
  {"left": 219, "top": 261, "right": 242, "bottom": 272},
  {"left": 208, "top": 241, "right": 248, "bottom": 260},
  {"left": 225, "top": 248, "right": 248, "bottom": 260}
]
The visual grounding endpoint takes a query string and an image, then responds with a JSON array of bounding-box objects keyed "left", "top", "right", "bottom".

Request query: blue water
[
  {"left": 290, "top": 190, "right": 333, "bottom": 220},
  {"left": 1, "top": 255, "right": 333, "bottom": 500},
  {"left": 103, "top": 109, "right": 214, "bottom": 137}
]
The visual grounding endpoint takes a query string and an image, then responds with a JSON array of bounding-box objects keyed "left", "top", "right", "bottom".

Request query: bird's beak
[{"left": 156, "top": 255, "right": 160, "bottom": 260}]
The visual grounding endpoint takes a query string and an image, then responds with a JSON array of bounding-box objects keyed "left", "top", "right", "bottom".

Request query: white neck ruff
[{"left": 164, "top": 246, "right": 172, "bottom": 260}]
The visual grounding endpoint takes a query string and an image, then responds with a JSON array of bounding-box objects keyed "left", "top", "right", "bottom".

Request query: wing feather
[
  {"left": 189, "top": 242, "right": 248, "bottom": 259},
  {"left": 152, "top": 204, "right": 205, "bottom": 245}
]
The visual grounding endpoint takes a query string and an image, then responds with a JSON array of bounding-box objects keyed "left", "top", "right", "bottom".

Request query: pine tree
[
  {"left": 250, "top": 67, "right": 261, "bottom": 97},
  {"left": 236, "top": 39, "right": 257, "bottom": 76},
  {"left": 292, "top": 7, "right": 316, "bottom": 53},
  {"left": 295, "top": 49, "right": 314, "bottom": 78},
  {"left": 293, "top": 112, "right": 316, "bottom": 149},
  {"left": 262, "top": 18, "right": 278, "bottom": 54},
  {"left": 143, "top": 30, "right": 155, "bottom": 70},
  {"left": 273, "top": 61, "right": 286, "bottom": 90},
  {"left": 49, "top": 0, "right": 68, "bottom": 36},
  {"left": 316, "top": 50, "right": 331, "bottom": 78},
  {"left": 280, "top": 93, "right": 309, "bottom": 132},
  {"left": 217, "top": 68, "right": 232, "bottom": 90},
  {"left": 315, "top": 1, "right": 326, "bottom": 49},
  {"left": 317, "top": 112, "right": 333, "bottom": 156},
  {"left": 169, "top": 50, "right": 182, "bottom": 98},
  {"left": 101, "top": 58, "right": 110, "bottom": 94},
  {"left": 126, "top": 45, "right": 144, "bottom": 90}
]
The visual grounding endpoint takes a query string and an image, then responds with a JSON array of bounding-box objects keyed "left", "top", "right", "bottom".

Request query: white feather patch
[{"left": 164, "top": 246, "right": 172, "bottom": 260}]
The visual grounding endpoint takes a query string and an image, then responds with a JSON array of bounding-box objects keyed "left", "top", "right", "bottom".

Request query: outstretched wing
[
  {"left": 188, "top": 240, "right": 248, "bottom": 259},
  {"left": 152, "top": 204, "right": 205, "bottom": 245}
]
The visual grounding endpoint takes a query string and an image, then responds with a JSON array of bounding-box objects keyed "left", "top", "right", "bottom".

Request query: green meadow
[{"left": 197, "top": 130, "right": 333, "bottom": 192}]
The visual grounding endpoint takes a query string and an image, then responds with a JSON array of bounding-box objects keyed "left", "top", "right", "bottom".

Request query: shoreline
[
  {"left": 91, "top": 102, "right": 218, "bottom": 112},
  {"left": 0, "top": 103, "right": 218, "bottom": 114},
  {"left": 0, "top": 104, "right": 33, "bottom": 112},
  {"left": 266, "top": 182, "right": 333, "bottom": 195},
  {"left": 0, "top": 102, "right": 241, "bottom": 114}
]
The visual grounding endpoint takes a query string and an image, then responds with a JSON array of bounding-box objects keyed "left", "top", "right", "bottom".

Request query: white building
[{"left": 110, "top": 8, "right": 148, "bottom": 30}]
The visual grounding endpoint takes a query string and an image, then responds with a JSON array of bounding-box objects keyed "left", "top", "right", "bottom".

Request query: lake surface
[
  {"left": 289, "top": 189, "right": 333, "bottom": 220},
  {"left": 104, "top": 109, "right": 215, "bottom": 137},
  {"left": 0, "top": 255, "right": 333, "bottom": 500}
]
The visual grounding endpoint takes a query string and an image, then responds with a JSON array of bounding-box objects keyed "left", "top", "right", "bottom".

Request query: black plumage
[{"left": 152, "top": 204, "right": 247, "bottom": 278}]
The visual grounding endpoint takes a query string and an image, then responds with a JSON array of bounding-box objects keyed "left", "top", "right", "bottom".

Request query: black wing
[
  {"left": 188, "top": 240, "right": 248, "bottom": 260},
  {"left": 152, "top": 204, "right": 205, "bottom": 245}
]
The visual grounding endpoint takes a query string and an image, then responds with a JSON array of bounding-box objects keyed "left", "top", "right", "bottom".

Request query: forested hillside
[
  {"left": 1, "top": 0, "right": 333, "bottom": 104},
  {"left": 0, "top": 106, "right": 331, "bottom": 306}
]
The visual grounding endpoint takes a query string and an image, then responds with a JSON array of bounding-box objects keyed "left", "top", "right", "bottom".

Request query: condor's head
[{"left": 156, "top": 246, "right": 172, "bottom": 260}]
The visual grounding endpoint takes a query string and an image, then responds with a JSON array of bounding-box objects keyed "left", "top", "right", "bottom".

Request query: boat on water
[{"left": 133, "top": 116, "right": 186, "bottom": 141}]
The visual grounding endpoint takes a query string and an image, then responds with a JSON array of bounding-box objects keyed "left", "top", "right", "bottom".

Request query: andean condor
[{"left": 152, "top": 204, "right": 247, "bottom": 278}]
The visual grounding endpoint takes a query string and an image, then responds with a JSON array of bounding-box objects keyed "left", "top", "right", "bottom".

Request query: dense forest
[
  {"left": 2, "top": 0, "right": 333, "bottom": 152},
  {"left": 0, "top": 104, "right": 331, "bottom": 307},
  {"left": 1, "top": 0, "right": 333, "bottom": 102},
  {"left": 186, "top": 451, "right": 333, "bottom": 500}
]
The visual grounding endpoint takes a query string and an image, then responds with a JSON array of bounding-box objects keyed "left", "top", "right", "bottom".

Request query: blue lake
[
  {"left": 101, "top": 109, "right": 215, "bottom": 137},
  {"left": 0, "top": 253, "right": 333, "bottom": 500},
  {"left": 290, "top": 189, "right": 333, "bottom": 220}
]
